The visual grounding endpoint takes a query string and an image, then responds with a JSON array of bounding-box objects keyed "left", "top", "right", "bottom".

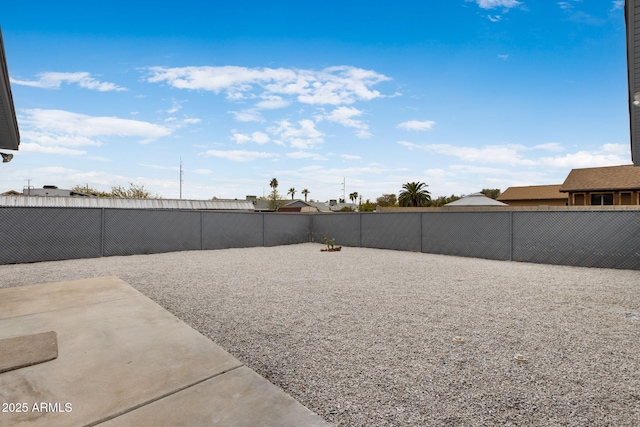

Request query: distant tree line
[
  {"left": 74, "top": 179, "right": 499, "bottom": 206},
  {"left": 354, "top": 185, "right": 501, "bottom": 211},
  {"left": 72, "top": 183, "right": 159, "bottom": 199}
]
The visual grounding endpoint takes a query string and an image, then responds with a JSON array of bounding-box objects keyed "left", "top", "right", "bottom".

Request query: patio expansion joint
[{"left": 87, "top": 364, "right": 245, "bottom": 427}]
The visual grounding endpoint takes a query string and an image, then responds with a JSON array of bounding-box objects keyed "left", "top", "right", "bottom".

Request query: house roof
[
  {"left": 445, "top": 192, "right": 508, "bottom": 206},
  {"left": 307, "top": 201, "right": 358, "bottom": 212},
  {"left": 307, "top": 202, "right": 332, "bottom": 212},
  {"left": 559, "top": 165, "right": 640, "bottom": 192},
  {"left": 250, "top": 199, "right": 272, "bottom": 211},
  {"left": 0, "top": 28, "right": 19, "bottom": 151},
  {"left": 283, "top": 200, "right": 313, "bottom": 208},
  {"left": 497, "top": 185, "right": 566, "bottom": 201}
]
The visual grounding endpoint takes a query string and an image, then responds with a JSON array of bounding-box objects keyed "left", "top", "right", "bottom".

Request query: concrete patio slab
[
  {"left": 0, "top": 277, "right": 330, "bottom": 427},
  {"left": 100, "top": 366, "right": 329, "bottom": 427},
  {"left": 0, "top": 276, "right": 140, "bottom": 320}
]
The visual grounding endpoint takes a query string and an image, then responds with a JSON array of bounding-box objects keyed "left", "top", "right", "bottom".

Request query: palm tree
[
  {"left": 288, "top": 187, "right": 296, "bottom": 200},
  {"left": 268, "top": 178, "right": 280, "bottom": 210},
  {"left": 301, "top": 189, "right": 309, "bottom": 202},
  {"left": 398, "top": 181, "right": 431, "bottom": 207},
  {"left": 349, "top": 192, "right": 358, "bottom": 203}
]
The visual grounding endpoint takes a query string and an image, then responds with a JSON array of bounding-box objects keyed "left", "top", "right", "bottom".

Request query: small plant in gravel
[
  {"left": 321, "top": 236, "right": 342, "bottom": 252},
  {"left": 323, "top": 236, "right": 335, "bottom": 250}
]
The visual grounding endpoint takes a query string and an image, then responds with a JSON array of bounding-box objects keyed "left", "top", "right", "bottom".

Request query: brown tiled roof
[
  {"left": 497, "top": 185, "right": 566, "bottom": 201},
  {"left": 559, "top": 165, "right": 640, "bottom": 192}
]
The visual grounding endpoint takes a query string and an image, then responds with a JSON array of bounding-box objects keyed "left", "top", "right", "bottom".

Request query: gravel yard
[{"left": 1, "top": 243, "right": 639, "bottom": 426}]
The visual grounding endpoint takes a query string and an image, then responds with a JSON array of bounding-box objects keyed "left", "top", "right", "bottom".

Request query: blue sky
[{"left": 0, "top": 0, "right": 631, "bottom": 201}]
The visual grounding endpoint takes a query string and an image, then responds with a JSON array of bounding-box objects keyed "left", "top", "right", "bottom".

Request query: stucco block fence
[{"left": 1, "top": 207, "right": 639, "bottom": 270}]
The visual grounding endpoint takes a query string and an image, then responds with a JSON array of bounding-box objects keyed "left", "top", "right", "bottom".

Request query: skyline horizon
[{"left": 0, "top": 0, "right": 632, "bottom": 201}]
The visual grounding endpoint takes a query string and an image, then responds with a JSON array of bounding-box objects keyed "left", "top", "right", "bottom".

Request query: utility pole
[
  {"left": 179, "top": 157, "right": 184, "bottom": 200},
  {"left": 342, "top": 177, "right": 346, "bottom": 202},
  {"left": 25, "top": 178, "right": 33, "bottom": 196}
]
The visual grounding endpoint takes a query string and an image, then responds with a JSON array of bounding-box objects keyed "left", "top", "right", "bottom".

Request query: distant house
[
  {"left": 245, "top": 196, "right": 357, "bottom": 212},
  {"left": 249, "top": 198, "right": 321, "bottom": 212},
  {"left": 497, "top": 185, "right": 567, "bottom": 206},
  {"left": 560, "top": 165, "right": 640, "bottom": 206},
  {"left": 277, "top": 200, "right": 320, "bottom": 213},
  {"left": 22, "top": 185, "right": 91, "bottom": 197},
  {"left": 445, "top": 192, "right": 508, "bottom": 207},
  {"left": 306, "top": 202, "right": 333, "bottom": 212},
  {"left": 249, "top": 199, "right": 273, "bottom": 212}
]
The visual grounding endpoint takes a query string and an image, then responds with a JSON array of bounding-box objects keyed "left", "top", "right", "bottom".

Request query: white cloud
[
  {"left": 20, "top": 143, "right": 87, "bottom": 155},
  {"left": 434, "top": 165, "right": 553, "bottom": 196},
  {"left": 229, "top": 109, "right": 265, "bottom": 123},
  {"left": 146, "top": 65, "right": 391, "bottom": 106},
  {"left": 498, "top": 54, "right": 509, "bottom": 60},
  {"left": 11, "top": 72, "right": 126, "bottom": 92},
  {"left": 397, "top": 141, "right": 421, "bottom": 150},
  {"left": 538, "top": 144, "right": 630, "bottom": 169},
  {"left": 138, "top": 163, "right": 179, "bottom": 171},
  {"left": 423, "top": 168, "right": 452, "bottom": 181},
  {"left": 183, "top": 118, "right": 201, "bottom": 124},
  {"left": 20, "top": 109, "right": 172, "bottom": 146},
  {"left": 201, "top": 149, "right": 278, "bottom": 162},
  {"left": 269, "top": 119, "right": 324, "bottom": 149},
  {"left": 449, "top": 164, "right": 513, "bottom": 175},
  {"left": 471, "top": 0, "right": 521, "bottom": 9},
  {"left": 399, "top": 141, "right": 631, "bottom": 170},
  {"left": 398, "top": 120, "right": 437, "bottom": 131},
  {"left": 16, "top": 109, "right": 173, "bottom": 158},
  {"left": 611, "top": 0, "right": 624, "bottom": 11},
  {"left": 20, "top": 130, "right": 102, "bottom": 148},
  {"left": 355, "top": 129, "right": 373, "bottom": 139},
  {"left": 231, "top": 131, "right": 271, "bottom": 145},
  {"left": 534, "top": 142, "right": 565, "bottom": 152},
  {"left": 557, "top": 0, "right": 585, "bottom": 10},
  {"left": 194, "top": 169, "right": 213, "bottom": 175},
  {"left": 539, "top": 151, "right": 628, "bottom": 168},
  {"left": 319, "top": 106, "right": 371, "bottom": 138},
  {"left": 397, "top": 141, "right": 536, "bottom": 166},
  {"left": 287, "top": 151, "right": 327, "bottom": 160},
  {"left": 468, "top": 0, "right": 521, "bottom": 22},
  {"left": 147, "top": 65, "right": 292, "bottom": 92},
  {"left": 601, "top": 143, "right": 629, "bottom": 155},
  {"left": 255, "top": 95, "right": 290, "bottom": 109},
  {"left": 340, "top": 154, "right": 361, "bottom": 160},
  {"left": 438, "top": 144, "right": 534, "bottom": 165},
  {"left": 166, "top": 99, "right": 184, "bottom": 114}
]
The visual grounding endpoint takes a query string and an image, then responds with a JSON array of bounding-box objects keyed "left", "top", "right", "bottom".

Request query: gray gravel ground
[{"left": 1, "top": 243, "right": 639, "bottom": 426}]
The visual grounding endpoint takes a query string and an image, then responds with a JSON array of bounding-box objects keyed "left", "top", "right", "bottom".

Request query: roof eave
[
  {"left": 560, "top": 186, "right": 640, "bottom": 192},
  {"left": 626, "top": 0, "right": 639, "bottom": 165},
  {"left": 0, "top": 28, "right": 19, "bottom": 151}
]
